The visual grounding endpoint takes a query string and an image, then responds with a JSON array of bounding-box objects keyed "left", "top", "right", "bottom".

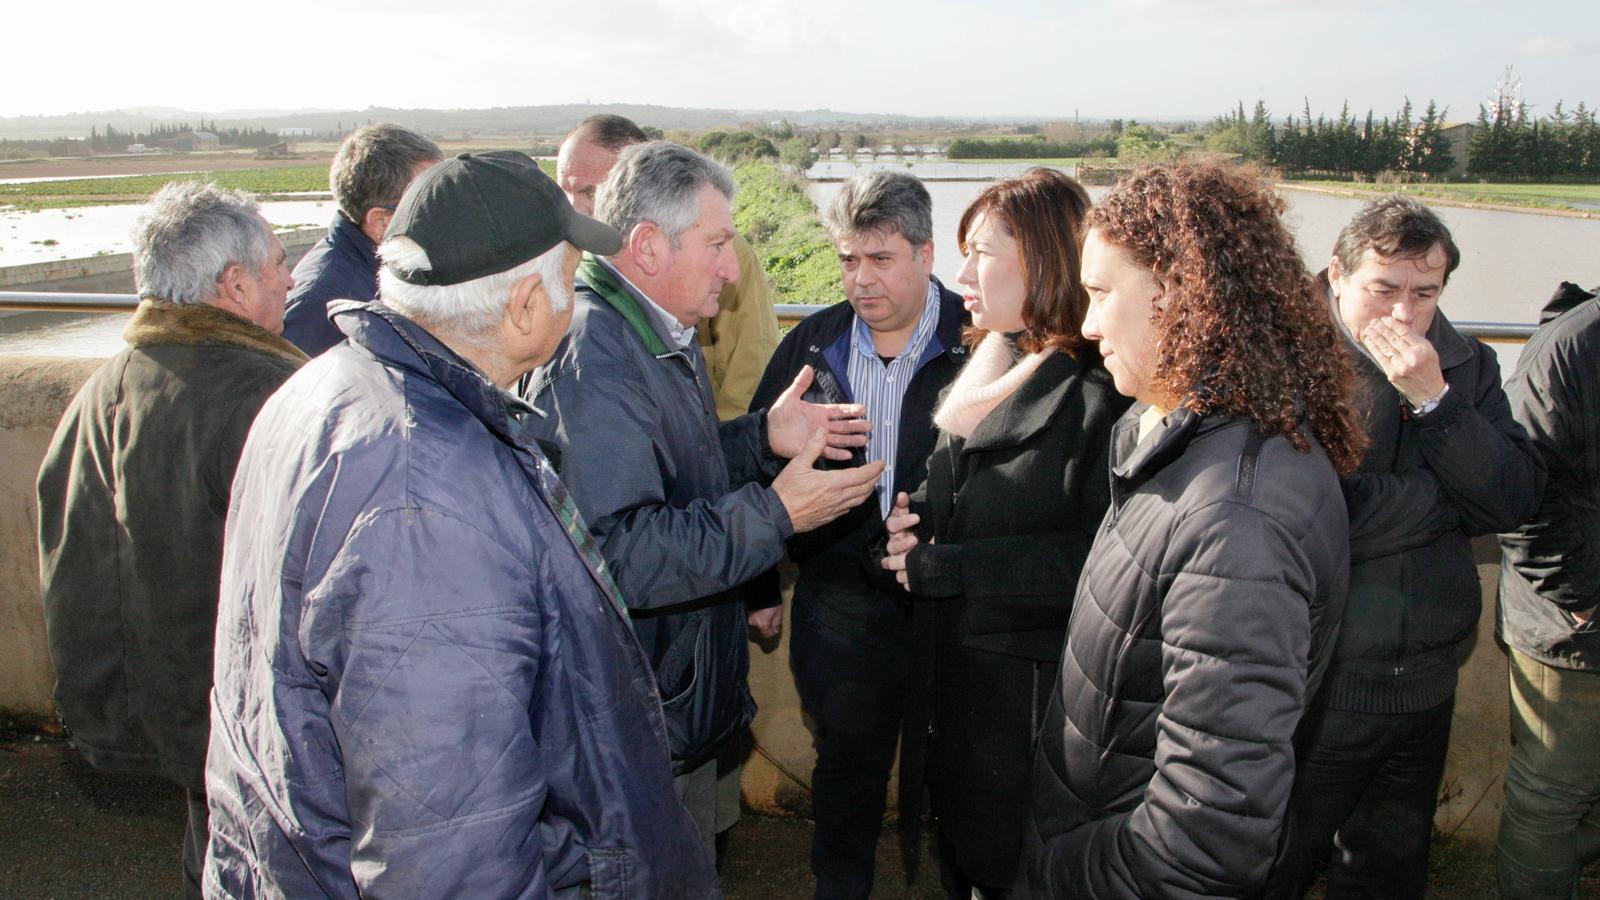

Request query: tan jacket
[{"left": 697, "top": 232, "right": 781, "bottom": 420}]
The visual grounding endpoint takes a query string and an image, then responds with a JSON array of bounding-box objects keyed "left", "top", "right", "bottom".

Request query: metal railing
[{"left": 1, "top": 292, "right": 1540, "bottom": 343}]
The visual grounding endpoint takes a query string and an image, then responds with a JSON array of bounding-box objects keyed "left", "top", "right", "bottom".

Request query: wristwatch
[{"left": 1410, "top": 383, "right": 1450, "bottom": 416}]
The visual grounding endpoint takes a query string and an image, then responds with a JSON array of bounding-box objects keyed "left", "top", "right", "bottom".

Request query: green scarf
[{"left": 576, "top": 253, "right": 671, "bottom": 356}]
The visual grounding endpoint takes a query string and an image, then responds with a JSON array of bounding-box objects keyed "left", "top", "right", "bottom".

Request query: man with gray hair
[
  {"left": 525, "top": 141, "right": 883, "bottom": 860},
  {"left": 283, "top": 122, "right": 441, "bottom": 355},
  {"left": 37, "top": 181, "right": 307, "bottom": 898},
  {"left": 556, "top": 114, "right": 781, "bottom": 420},
  {"left": 205, "top": 151, "right": 718, "bottom": 897},
  {"left": 748, "top": 169, "right": 968, "bottom": 897}
]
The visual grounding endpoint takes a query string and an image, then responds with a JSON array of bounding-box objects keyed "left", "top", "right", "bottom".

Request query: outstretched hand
[
  {"left": 772, "top": 427, "right": 884, "bottom": 533},
  {"left": 766, "top": 365, "right": 871, "bottom": 460}
]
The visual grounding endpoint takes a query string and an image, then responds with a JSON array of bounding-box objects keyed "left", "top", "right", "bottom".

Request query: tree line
[
  {"left": 1207, "top": 96, "right": 1599, "bottom": 180},
  {"left": 1466, "top": 99, "right": 1600, "bottom": 179},
  {"left": 1205, "top": 100, "right": 1456, "bottom": 179},
  {"left": 88, "top": 122, "right": 286, "bottom": 152}
]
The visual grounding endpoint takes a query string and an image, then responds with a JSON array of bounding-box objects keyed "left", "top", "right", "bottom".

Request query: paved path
[{"left": 3, "top": 735, "right": 1594, "bottom": 898}]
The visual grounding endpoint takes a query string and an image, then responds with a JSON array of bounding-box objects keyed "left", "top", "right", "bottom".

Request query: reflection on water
[
  {"left": 0, "top": 310, "right": 132, "bottom": 358},
  {"left": 0, "top": 200, "right": 334, "bottom": 267}
]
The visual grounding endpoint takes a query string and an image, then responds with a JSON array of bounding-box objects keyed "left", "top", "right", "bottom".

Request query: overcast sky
[{"left": 6, "top": 0, "right": 1598, "bottom": 123}]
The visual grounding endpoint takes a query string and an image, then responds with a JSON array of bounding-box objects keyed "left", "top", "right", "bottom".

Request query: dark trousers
[
  {"left": 791, "top": 586, "right": 911, "bottom": 900},
  {"left": 1266, "top": 698, "right": 1455, "bottom": 900},
  {"left": 182, "top": 788, "right": 208, "bottom": 899}
]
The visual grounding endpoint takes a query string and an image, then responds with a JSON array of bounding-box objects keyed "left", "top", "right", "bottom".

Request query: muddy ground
[{"left": 2, "top": 732, "right": 1593, "bottom": 898}]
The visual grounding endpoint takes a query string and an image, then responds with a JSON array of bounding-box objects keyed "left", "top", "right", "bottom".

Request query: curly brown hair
[
  {"left": 956, "top": 168, "right": 1092, "bottom": 355},
  {"left": 1087, "top": 163, "right": 1367, "bottom": 475}
]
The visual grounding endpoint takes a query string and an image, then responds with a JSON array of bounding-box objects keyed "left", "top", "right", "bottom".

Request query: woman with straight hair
[
  {"left": 1023, "top": 163, "right": 1367, "bottom": 897},
  {"left": 881, "top": 167, "right": 1132, "bottom": 897}
]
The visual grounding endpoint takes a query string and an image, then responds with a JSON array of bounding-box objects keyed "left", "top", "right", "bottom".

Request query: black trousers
[
  {"left": 790, "top": 584, "right": 912, "bottom": 900},
  {"left": 1266, "top": 698, "right": 1455, "bottom": 900}
]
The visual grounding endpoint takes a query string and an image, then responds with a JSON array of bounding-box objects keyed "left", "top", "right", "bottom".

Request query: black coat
[
  {"left": 1325, "top": 282, "right": 1544, "bottom": 713},
  {"left": 1026, "top": 408, "right": 1350, "bottom": 897},
  {"left": 902, "top": 348, "right": 1129, "bottom": 887},
  {"left": 1498, "top": 283, "right": 1600, "bottom": 671},
  {"left": 906, "top": 349, "right": 1130, "bottom": 660}
]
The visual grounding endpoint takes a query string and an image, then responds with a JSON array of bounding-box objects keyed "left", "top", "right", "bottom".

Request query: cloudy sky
[{"left": 6, "top": 0, "right": 1598, "bottom": 122}]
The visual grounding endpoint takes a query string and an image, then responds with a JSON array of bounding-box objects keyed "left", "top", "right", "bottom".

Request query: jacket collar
[
  {"left": 961, "top": 350, "right": 1083, "bottom": 453},
  {"left": 815, "top": 276, "right": 970, "bottom": 401},
  {"left": 329, "top": 299, "right": 532, "bottom": 446},
  {"left": 576, "top": 253, "right": 680, "bottom": 357},
  {"left": 330, "top": 213, "right": 378, "bottom": 267},
  {"left": 123, "top": 299, "right": 308, "bottom": 368}
]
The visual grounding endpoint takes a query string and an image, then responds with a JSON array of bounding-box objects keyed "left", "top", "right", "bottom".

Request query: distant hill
[{"left": 0, "top": 103, "right": 970, "bottom": 141}]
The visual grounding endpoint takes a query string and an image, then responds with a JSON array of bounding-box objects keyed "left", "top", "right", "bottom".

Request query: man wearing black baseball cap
[{"left": 205, "top": 151, "right": 720, "bottom": 898}]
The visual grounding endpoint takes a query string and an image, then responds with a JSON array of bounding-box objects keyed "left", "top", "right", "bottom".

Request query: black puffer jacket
[
  {"left": 1498, "top": 283, "right": 1600, "bottom": 671},
  {"left": 1326, "top": 288, "right": 1544, "bottom": 713},
  {"left": 1025, "top": 407, "right": 1349, "bottom": 898}
]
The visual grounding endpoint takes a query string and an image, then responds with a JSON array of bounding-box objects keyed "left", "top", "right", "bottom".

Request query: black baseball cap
[{"left": 384, "top": 150, "right": 622, "bottom": 286}]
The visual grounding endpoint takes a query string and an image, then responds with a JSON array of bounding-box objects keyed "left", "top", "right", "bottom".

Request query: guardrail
[{"left": 1, "top": 292, "right": 1540, "bottom": 343}]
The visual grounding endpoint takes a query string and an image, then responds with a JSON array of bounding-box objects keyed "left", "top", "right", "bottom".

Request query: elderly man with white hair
[
  {"left": 204, "top": 151, "right": 719, "bottom": 898},
  {"left": 38, "top": 180, "right": 306, "bottom": 899}
]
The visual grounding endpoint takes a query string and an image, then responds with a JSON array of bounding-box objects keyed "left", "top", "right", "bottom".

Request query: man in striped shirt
[{"left": 750, "top": 171, "right": 970, "bottom": 899}]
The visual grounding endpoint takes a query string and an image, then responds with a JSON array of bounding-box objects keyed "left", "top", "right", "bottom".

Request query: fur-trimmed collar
[{"left": 123, "top": 299, "right": 308, "bottom": 368}]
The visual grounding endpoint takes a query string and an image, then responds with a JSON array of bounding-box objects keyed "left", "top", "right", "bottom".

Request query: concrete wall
[{"left": 0, "top": 354, "right": 1516, "bottom": 850}]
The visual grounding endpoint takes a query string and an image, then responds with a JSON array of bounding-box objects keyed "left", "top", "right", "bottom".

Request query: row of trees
[
  {"left": 1467, "top": 100, "right": 1600, "bottom": 178},
  {"left": 88, "top": 122, "right": 284, "bottom": 152},
  {"left": 1206, "top": 100, "right": 1456, "bottom": 179}
]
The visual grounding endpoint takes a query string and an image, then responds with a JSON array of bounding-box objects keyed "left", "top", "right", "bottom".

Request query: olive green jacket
[{"left": 36, "top": 299, "right": 305, "bottom": 789}]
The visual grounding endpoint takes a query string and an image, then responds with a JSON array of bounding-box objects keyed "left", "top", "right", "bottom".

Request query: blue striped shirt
[{"left": 846, "top": 279, "right": 943, "bottom": 518}]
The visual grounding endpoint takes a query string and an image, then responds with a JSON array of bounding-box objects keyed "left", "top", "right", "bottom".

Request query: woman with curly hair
[
  {"left": 1021, "top": 163, "right": 1367, "bottom": 897},
  {"left": 879, "top": 168, "right": 1132, "bottom": 897}
]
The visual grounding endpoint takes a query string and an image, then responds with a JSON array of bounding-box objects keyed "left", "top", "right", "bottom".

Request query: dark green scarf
[{"left": 576, "top": 253, "right": 671, "bottom": 356}]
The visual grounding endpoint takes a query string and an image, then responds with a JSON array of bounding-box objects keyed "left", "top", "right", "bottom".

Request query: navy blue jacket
[
  {"left": 525, "top": 266, "right": 790, "bottom": 774},
  {"left": 205, "top": 301, "right": 717, "bottom": 899},
  {"left": 746, "top": 282, "right": 969, "bottom": 617},
  {"left": 283, "top": 214, "right": 377, "bottom": 356}
]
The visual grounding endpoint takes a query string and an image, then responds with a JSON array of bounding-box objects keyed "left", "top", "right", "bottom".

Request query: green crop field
[
  {"left": 0, "top": 166, "right": 330, "bottom": 210},
  {"left": 1, "top": 158, "right": 557, "bottom": 211},
  {"left": 1283, "top": 179, "right": 1600, "bottom": 213}
]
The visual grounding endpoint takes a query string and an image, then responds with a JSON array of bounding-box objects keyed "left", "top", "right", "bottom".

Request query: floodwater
[
  {"left": 4, "top": 177, "right": 1597, "bottom": 367},
  {"left": 808, "top": 179, "right": 1600, "bottom": 377},
  {"left": 0, "top": 199, "right": 333, "bottom": 266}
]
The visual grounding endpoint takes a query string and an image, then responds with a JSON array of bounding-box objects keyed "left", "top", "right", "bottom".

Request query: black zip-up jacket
[
  {"left": 1498, "top": 283, "right": 1600, "bottom": 671},
  {"left": 1324, "top": 275, "right": 1544, "bottom": 713},
  {"left": 745, "top": 281, "right": 969, "bottom": 614},
  {"left": 1026, "top": 408, "right": 1350, "bottom": 897}
]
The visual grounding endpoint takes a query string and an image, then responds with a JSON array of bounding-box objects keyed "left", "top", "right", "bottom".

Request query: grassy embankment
[
  {"left": 731, "top": 161, "right": 840, "bottom": 306},
  {"left": 1282, "top": 178, "right": 1600, "bottom": 213},
  {"left": 0, "top": 159, "right": 562, "bottom": 211}
]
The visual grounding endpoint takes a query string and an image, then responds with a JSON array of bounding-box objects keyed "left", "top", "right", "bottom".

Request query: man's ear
[
  {"left": 215, "top": 262, "right": 248, "bottom": 306},
  {"left": 505, "top": 271, "right": 545, "bottom": 336},
  {"left": 362, "top": 206, "right": 395, "bottom": 244},
  {"left": 627, "top": 222, "right": 664, "bottom": 277},
  {"left": 1327, "top": 255, "right": 1343, "bottom": 294}
]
